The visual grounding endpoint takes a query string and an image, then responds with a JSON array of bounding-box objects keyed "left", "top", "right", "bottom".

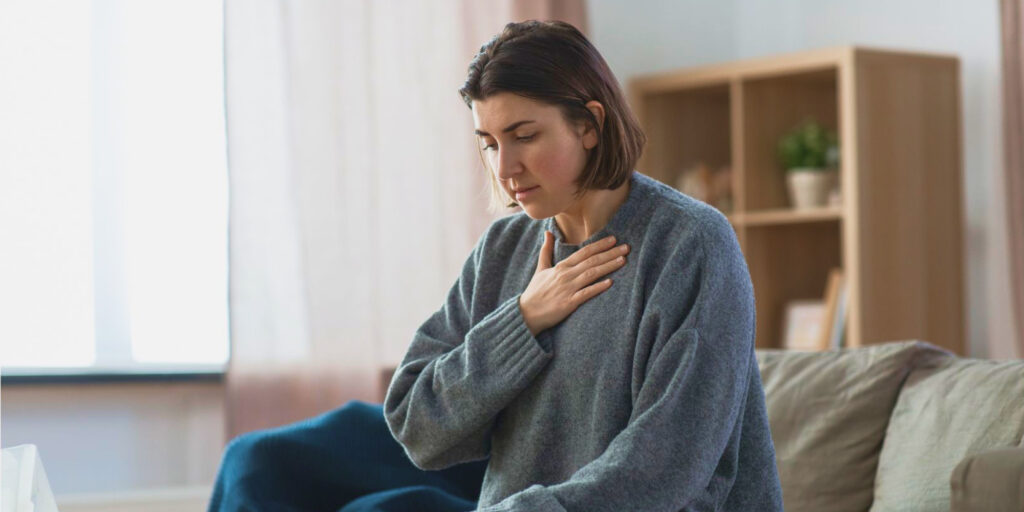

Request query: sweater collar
[{"left": 544, "top": 170, "right": 653, "bottom": 251}]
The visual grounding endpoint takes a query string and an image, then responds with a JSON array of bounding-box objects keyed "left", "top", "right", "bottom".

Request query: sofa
[{"left": 756, "top": 340, "right": 1024, "bottom": 512}]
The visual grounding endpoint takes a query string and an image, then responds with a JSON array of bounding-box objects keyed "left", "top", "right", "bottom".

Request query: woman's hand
[{"left": 519, "top": 231, "right": 629, "bottom": 336}]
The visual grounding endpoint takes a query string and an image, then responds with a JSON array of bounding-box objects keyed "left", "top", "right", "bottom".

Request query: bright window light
[{"left": 0, "top": 0, "right": 229, "bottom": 374}]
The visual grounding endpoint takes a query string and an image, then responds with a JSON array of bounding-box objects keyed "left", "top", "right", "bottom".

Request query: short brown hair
[{"left": 459, "top": 20, "right": 646, "bottom": 213}]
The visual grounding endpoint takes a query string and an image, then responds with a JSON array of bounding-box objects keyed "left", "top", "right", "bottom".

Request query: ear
[{"left": 579, "top": 100, "right": 605, "bottom": 150}]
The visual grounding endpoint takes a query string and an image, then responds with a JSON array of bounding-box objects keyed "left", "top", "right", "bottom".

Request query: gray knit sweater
[{"left": 384, "top": 171, "right": 783, "bottom": 511}]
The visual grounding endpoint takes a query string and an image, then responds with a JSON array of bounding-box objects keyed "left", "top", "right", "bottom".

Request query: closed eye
[{"left": 481, "top": 134, "right": 535, "bottom": 151}]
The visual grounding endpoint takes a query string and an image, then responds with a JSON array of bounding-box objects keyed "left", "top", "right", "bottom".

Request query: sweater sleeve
[
  {"left": 476, "top": 213, "right": 757, "bottom": 511},
  {"left": 383, "top": 228, "right": 554, "bottom": 471}
]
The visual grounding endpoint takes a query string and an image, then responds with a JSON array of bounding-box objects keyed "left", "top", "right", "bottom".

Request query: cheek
[{"left": 533, "top": 140, "right": 584, "bottom": 183}]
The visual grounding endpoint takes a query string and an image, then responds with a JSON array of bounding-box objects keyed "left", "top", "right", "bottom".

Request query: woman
[
  {"left": 209, "top": 20, "right": 782, "bottom": 512},
  {"left": 383, "top": 20, "right": 782, "bottom": 511}
]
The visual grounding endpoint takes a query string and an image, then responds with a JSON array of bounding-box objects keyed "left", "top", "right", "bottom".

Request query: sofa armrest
[{"left": 950, "top": 446, "right": 1024, "bottom": 511}]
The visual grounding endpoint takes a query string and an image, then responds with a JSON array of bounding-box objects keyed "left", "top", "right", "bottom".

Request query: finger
[
  {"left": 537, "top": 231, "right": 553, "bottom": 270},
  {"left": 563, "top": 242, "right": 628, "bottom": 281},
  {"left": 570, "top": 278, "right": 613, "bottom": 307},
  {"left": 571, "top": 254, "right": 626, "bottom": 288},
  {"left": 584, "top": 243, "right": 629, "bottom": 267},
  {"left": 561, "top": 235, "right": 617, "bottom": 267}
]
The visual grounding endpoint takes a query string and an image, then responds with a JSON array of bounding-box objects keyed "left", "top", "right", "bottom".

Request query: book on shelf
[{"left": 818, "top": 268, "right": 847, "bottom": 349}]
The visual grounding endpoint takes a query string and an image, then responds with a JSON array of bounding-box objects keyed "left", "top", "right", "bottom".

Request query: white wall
[
  {"left": 590, "top": 0, "right": 1010, "bottom": 358},
  {"left": 1, "top": 381, "right": 225, "bottom": 496}
]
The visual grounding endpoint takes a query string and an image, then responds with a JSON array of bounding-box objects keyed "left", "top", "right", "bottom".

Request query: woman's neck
[{"left": 554, "top": 180, "right": 631, "bottom": 245}]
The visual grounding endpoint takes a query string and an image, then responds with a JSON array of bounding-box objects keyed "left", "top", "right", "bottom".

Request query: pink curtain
[
  {"left": 1001, "top": 0, "right": 1024, "bottom": 358},
  {"left": 223, "top": 0, "right": 588, "bottom": 439},
  {"left": 511, "top": 0, "right": 589, "bottom": 33}
]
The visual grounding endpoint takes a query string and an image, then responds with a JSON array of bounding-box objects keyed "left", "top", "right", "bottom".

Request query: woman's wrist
[{"left": 518, "top": 296, "right": 542, "bottom": 336}]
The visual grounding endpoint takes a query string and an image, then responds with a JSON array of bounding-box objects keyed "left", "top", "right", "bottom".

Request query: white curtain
[{"left": 223, "top": 0, "right": 588, "bottom": 437}]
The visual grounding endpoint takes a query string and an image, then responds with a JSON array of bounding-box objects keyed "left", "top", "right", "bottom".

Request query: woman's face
[{"left": 472, "top": 92, "right": 598, "bottom": 219}]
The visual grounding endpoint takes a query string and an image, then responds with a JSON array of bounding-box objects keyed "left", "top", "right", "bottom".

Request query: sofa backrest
[
  {"left": 869, "top": 355, "right": 1024, "bottom": 512},
  {"left": 755, "top": 341, "right": 952, "bottom": 512}
]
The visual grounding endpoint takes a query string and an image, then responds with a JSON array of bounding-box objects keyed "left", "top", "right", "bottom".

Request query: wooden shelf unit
[{"left": 628, "top": 46, "right": 965, "bottom": 355}]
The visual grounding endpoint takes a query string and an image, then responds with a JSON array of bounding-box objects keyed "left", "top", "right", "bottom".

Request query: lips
[
  {"left": 513, "top": 186, "right": 538, "bottom": 193},
  {"left": 513, "top": 185, "right": 539, "bottom": 201}
]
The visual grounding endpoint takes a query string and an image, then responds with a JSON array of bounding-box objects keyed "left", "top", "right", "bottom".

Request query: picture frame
[{"left": 781, "top": 299, "right": 827, "bottom": 351}]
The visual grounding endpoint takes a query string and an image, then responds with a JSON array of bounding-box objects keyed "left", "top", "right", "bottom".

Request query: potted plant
[{"left": 777, "top": 120, "right": 840, "bottom": 209}]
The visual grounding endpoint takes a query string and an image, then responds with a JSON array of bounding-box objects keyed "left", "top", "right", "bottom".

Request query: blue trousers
[{"left": 208, "top": 400, "right": 489, "bottom": 512}]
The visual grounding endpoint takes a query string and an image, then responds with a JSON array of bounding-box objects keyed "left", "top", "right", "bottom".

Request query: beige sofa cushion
[
  {"left": 869, "top": 357, "right": 1024, "bottom": 512},
  {"left": 757, "top": 341, "right": 951, "bottom": 512}
]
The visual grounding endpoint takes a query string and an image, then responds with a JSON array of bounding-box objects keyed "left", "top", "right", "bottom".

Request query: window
[{"left": 0, "top": 0, "right": 229, "bottom": 376}]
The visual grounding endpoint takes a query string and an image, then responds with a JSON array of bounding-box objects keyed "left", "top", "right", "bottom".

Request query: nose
[{"left": 493, "top": 146, "right": 521, "bottom": 181}]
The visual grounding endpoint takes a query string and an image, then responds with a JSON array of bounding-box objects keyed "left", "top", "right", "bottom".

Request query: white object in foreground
[{"left": 1, "top": 444, "right": 59, "bottom": 512}]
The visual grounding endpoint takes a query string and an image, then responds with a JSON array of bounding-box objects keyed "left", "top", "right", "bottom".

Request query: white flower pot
[{"left": 786, "top": 168, "right": 838, "bottom": 209}]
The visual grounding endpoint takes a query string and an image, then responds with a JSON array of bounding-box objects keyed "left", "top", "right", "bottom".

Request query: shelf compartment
[
  {"left": 743, "top": 221, "right": 842, "bottom": 349},
  {"left": 740, "top": 67, "right": 840, "bottom": 211},
  {"left": 635, "top": 82, "right": 733, "bottom": 214}
]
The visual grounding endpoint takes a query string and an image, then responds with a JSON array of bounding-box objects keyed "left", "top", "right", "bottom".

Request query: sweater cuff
[
  {"left": 476, "top": 484, "right": 566, "bottom": 511},
  {"left": 466, "top": 293, "right": 553, "bottom": 383}
]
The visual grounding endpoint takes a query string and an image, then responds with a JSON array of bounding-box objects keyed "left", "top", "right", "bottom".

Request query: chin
[{"left": 518, "top": 203, "right": 551, "bottom": 220}]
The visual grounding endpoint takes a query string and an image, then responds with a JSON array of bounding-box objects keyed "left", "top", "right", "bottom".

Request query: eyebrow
[{"left": 474, "top": 120, "right": 536, "bottom": 137}]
